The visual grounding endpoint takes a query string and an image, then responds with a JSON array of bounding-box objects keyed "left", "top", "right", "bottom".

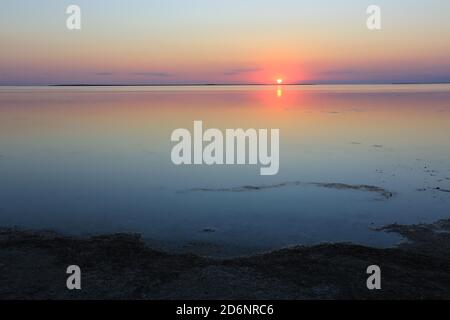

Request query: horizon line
[{"left": 1, "top": 81, "right": 450, "bottom": 87}]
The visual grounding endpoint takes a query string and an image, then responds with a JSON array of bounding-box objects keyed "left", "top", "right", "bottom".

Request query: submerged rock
[{"left": 187, "top": 181, "right": 395, "bottom": 200}]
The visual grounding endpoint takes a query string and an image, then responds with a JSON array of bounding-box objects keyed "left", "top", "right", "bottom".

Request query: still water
[{"left": 0, "top": 85, "right": 449, "bottom": 255}]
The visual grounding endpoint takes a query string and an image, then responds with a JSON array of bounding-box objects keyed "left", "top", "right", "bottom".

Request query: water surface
[{"left": 0, "top": 85, "right": 449, "bottom": 255}]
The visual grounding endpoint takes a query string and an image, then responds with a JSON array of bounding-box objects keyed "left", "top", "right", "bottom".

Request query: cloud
[
  {"left": 320, "top": 69, "right": 361, "bottom": 76},
  {"left": 223, "top": 68, "right": 261, "bottom": 76},
  {"left": 132, "top": 72, "right": 172, "bottom": 77},
  {"left": 95, "top": 72, "right": 115, "bottom": 76}
]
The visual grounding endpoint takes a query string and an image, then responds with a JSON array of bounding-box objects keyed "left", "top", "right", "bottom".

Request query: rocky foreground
[{"left": 1, "top": 220, "right": 450, "bottom": 299}]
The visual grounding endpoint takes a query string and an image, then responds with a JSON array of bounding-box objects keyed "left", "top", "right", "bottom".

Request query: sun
[{"left": 276, "top": 78, "right": 283, "bottom": 85}]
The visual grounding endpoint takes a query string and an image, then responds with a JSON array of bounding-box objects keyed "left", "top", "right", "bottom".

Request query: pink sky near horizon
[{"left": 1, "top": 0, "right": 449, "bottom": 85}]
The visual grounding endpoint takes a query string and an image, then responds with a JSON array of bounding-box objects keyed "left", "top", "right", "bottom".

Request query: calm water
[{"left": 0, "top": 85, "right": 449, "bottom": 255}]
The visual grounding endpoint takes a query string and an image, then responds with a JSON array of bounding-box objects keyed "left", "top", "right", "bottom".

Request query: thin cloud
[
  {"left": 320, "top": 69, "right": 361, "bottom": 76},
  {"left": 223, "top": 68, "right": 261, "bottom": 76},
  {"left": 132, "top": 72, "right": 172, "bottom": 77}
]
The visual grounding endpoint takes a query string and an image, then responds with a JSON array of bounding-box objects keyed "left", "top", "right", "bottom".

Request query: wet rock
[
  {"left": 187, "top": 181, "right": 395, "bottom": 200},
  {"left": 200, "top": 228, "right": 216, "bottom": 233},
  {"left": 2, "top": 219, "right": 450, "bottom": 299}
]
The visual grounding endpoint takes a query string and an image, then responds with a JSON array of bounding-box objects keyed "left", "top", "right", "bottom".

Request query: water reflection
[{"left": 0, "top": 85, "right": 449, "bottom": 255}]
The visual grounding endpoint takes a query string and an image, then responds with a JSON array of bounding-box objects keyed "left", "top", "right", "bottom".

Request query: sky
[{"left": 0, "top": 0, "right": 449, "bottom": 85}]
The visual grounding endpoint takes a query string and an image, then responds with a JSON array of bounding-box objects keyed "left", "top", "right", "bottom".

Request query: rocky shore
[{"left": 1, "top": 219, "right": 450, "bottom": 299}]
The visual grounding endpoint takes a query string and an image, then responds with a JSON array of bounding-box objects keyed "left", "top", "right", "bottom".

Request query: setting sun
[{"left": 276, "top": 79, "right": 283, "bottom": 84}]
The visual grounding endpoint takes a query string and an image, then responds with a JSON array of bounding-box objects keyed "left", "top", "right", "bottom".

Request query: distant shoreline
[
  {"left": 51, "top": 82, "right": 450, "bottom": 87},
  {"left": 50, "top": 83, "right": 318, "bottom": 87},
  {"left": 46, "top": 81, "right": 450, "bottom": 87},
  {"left": 0, "top": 82, "right": 450, "bottom": 87}
]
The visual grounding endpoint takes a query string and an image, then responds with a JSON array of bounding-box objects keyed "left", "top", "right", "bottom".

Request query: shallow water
[{"left": 0, "top": 85, "right": 449, "bottom": 254}]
